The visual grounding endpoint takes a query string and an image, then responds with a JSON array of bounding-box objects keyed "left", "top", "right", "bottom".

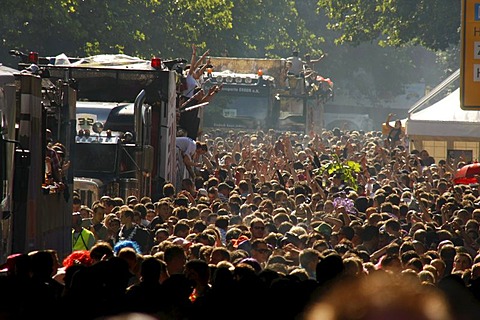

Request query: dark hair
[
  {"left": 133, "top": 203, "right": 147, "bottom": 219},
  {"left": 90, "top": 242, "right": 114, "bottom": 261},
  {"left": 186, "top": 259, "right": 210, "bottom": 279},
  {"left": 140, "top": 256, "right": 164, "bottom": 281},
  {"left": 340, "top": 226, "right": 355, "bottom": 241},
  {"left": 122, "top": 208, "right": 134, "bottom": 219},
  {"left": 193, "top": 220, "right": 207, "bottom": 233},
  {"left": 196, "top": 142, "right": 208, "bottom": 152},
  {"left": 163, "top": 183, "right": 176, "bottom": 197},
  {"left": 73, "top": 196, "right": 82, "bottom": 205},
  {"left": 361, "top": 225, "right": 379, "bottom": 242},
  {"left": 215, "top": 216, "right": 229, "bottom": 230}
]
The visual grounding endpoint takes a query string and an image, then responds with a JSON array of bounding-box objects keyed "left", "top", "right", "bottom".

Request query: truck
[
  {"left": 1, "top": 63, "right": 75, "bottom": 262},
  {"left": 74, "top": 98, "right": 154, "bottom": 207},
  {"left": 201, "top": 57, "right": 333, "bottom": 134},
  {"left": 201, "top": 69, "right": 278, "bottom": 130},
  {"left": 14, "top": 51, "right": 181, "bottom": 206}
]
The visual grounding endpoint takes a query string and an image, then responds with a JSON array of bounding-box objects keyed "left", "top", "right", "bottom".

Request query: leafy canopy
[{"left": 316, "top": 0, "right": 460, "bottom": 51}]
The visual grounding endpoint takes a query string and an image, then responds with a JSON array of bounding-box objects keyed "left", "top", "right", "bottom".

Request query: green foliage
[
  {"left": 0, "top": 0, "right": 453, "bottom": 61},
  {"left": 0, "top": 0, "right": 456, "bottom": 107},
  {"left": 0, "top": 0, "right": 323, "bottom": 62},
  {"left": 316, "top": 0, "right": 460, "bottom": 51},
  {"left": 0, "top": 0, "right": 234, "bottom": 60},
  {"left": 196, "top": 0, "right": 325, "bottom": 58},
  {"left": 315, "top": 154, "right": 361, "bottom": 190}
]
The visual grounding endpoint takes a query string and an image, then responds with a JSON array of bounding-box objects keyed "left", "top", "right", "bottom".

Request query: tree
[
  {"left": 0, "top": 0, "right": 327, "bottom": 63},
  {"left": 0, "top": 0, "right": 234, "bottom": 62},
  {"left": 0, "top": 0, "right": 454, "bottom": 112},
  {"left": 0, "top": 0, "right": 81, "bottom": 64},
  {"left": 200, "top": 0, "right": 325, "bottom": 58},
  {"left": 316, "top": 0, "right": 461, "bottom": 51}
]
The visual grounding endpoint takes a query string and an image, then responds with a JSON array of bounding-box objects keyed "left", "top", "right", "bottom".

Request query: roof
[
  {"left": 406, "top": 88, "right": 480, "bottom": 138},
  {"left": 0, "top": 64, "right": 17, "bottom": 86},
  {"left": 405, "top": 68, "right": 480, "bottom": 139},
  {"left": 68, "top": 54, "right": 163, "bottom": 70}
]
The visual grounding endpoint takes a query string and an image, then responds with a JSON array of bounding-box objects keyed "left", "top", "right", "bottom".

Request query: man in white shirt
[
  {"left": 175, "top": 137, "right": 208, "bottom": 191},
  {"left": 286, "top": 49, "right": 305, "bottom": 77}
]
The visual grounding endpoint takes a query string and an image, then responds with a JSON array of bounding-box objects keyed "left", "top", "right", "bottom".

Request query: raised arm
[
  {"left": 385, "top": 113, "right": 394, "bottom": 129},
  {"left": 310, "top": 53, "right": 326, "bottom": 63},
  {"left": 195, "top": 58, "right": 211, "bottom": 79},
  {"left": 194, "top": 49, "right": 209, "bottom": 69},
  {"left": 188, "top": 44, "right": 197, "bottom": 75}
]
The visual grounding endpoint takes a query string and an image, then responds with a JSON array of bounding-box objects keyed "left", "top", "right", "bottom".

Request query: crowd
[{"left": 2, "top": 125, "right": 480, "bottom": 320}]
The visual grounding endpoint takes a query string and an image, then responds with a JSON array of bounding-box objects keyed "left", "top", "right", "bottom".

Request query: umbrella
[{"left": 453, "top": 162, "right": 480, "bottom": 185}]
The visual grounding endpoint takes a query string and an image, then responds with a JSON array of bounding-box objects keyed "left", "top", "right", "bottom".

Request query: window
[
  {"left": 421, "top": 140, "right": 446, "bottom": 162},
  {"left": 453, "top": 141, "right": 479, "bottom": 162}
]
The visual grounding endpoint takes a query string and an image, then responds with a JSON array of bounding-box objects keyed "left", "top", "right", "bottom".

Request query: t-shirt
[
  {"left": 182, "top": 74, "right": 198, "bottom": 98},
  {"left": 119, "top": 225, "right": 153, "bottom": 254},
  {"left": 287, "top": 56, "right": 304, "bottom": 76},
  {"left": 92, "top": 222, "right": 109, "bottom": 241},
  {"left": 176, "top": 137, "right": 196, "bottom": 160}
]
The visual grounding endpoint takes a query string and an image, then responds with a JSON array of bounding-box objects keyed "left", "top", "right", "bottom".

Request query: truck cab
[
  {"left": 202, "top": 69, "right": 278, "bottom": 130},
  {"left": 202, "top": 57, "right": 333, "bottom": 135},
  {"left": 74, "top": 100, "right": 154, "bottom": 206}
]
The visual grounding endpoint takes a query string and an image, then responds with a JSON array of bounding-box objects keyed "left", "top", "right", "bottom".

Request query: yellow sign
[{"left": 461, "top": 0, "right": 480, "bottom": 109}]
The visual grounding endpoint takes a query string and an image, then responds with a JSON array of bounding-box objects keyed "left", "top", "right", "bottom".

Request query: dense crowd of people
[{"left": 2, "top": 125, "right": 480, "bottom": 320}]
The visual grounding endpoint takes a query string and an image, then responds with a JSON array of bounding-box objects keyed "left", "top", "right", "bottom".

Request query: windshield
[
  {"left": 75, "top": 143, "right": 118, "bottom": 173},
  {"left": 203, "top": 95, "right": 270, "bottom": 129}
]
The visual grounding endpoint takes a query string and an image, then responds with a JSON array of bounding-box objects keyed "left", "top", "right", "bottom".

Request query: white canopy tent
[
  {"left": 404, "top": 70, "right": 480, "bottom": 161},
  {"left": 406, "top": 88, "right": 480, "bottom": 139}
]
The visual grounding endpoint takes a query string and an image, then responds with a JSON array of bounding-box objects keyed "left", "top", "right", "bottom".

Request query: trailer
[{"left": 1, "top": 65, "right": 75, "bottom": 262}]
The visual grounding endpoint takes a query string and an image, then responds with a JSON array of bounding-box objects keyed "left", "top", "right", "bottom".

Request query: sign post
[{"left": 461, "top": 0, "right": 480, "bottom": 110}]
